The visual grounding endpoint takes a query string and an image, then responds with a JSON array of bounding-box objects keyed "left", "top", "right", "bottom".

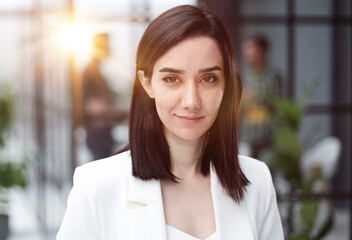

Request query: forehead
[
  {"left": 153, "top": 36, "right": 224, "bottom": 70},
  {"left": 244, "top": 40, "right": 256, "bottom": 47}
]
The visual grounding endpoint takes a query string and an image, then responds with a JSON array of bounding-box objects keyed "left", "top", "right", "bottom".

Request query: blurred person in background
[
  {"left": 241, "top": 34, "right": 283, "bottom": 158},
  {"left": 82, "top": 33, "right": 128, "bottom": 160},
  {"left": 58, "top": 5, "right": 283, "bottom": 240}
]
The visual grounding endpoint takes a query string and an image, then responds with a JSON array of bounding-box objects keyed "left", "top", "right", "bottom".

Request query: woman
[{"left": 57, "top": 5, "right": 284, "bottom": 240}]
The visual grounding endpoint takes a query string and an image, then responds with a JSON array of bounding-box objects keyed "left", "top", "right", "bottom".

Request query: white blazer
[{"left": 57, "top": 151, "right": 284, "bottom": 240}]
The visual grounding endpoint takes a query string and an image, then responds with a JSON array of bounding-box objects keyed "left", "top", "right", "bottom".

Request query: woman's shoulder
[
  {"left": 238, "top": 154, "right": 269, "bottom": 171},
  {"left": 238, "top": 155, "right": 284, "bottom": 238},
  {"left": 75, "top": 151, "right": 132, "bottom": 184},
  {"left": 238, "top": 155, "right": 272, "bottom": 189},
  {"left": 80, "top": 150, "right": 131, "bottom": 169}
]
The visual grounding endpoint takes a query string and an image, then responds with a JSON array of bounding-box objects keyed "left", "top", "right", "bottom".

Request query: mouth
[{"left": 175, "top": 114, "right": 204, "bottom": 123}]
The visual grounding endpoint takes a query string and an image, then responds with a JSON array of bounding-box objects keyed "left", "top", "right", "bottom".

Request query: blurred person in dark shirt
[
  {"left": 241, "top": 34, "right": 283, "bottom": 158},
  {"left": 82, "top": 33, "right": 128, "bottom": 160}
]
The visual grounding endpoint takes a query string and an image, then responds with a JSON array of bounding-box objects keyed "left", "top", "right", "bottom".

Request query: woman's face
[{"left": 139, "top": 36, "right": 225, "bottom": 142}]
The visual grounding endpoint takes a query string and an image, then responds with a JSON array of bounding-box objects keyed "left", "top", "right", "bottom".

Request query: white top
[
  {"left": 166, "top": 225, "right": 218, "bottom": 240},
  {"left": 57, "top": 151, "right": 285, "bottom": 240}
]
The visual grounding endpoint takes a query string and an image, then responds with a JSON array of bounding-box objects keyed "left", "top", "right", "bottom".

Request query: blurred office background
[{"left": 0, "top": 0, "right": 350, "bottom": 239}]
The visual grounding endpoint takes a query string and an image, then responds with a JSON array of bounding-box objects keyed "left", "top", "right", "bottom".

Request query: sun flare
[{"left": 59, "top": 21, "right": 91, "bottom": 55}]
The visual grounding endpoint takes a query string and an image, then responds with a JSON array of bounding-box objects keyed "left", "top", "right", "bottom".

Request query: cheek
[
  {"left": 214, "top": 92, "right": 224, "bottom": 114},
  {"left": 215, "top": 84, "right": 225, "bottom": 107},
  {"left": 153, "top": 90, "right": 176, "bottom": 118},
  {"left": 204, "top": 89, "right": 224, "bottom": 117},
  {"left": 216, "top": 90, "right": 224, "bottom": 106},
  {"left": 154, "top": 96, "right": 166, "bottom": 116}
]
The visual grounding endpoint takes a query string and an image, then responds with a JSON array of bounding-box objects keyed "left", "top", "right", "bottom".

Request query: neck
[
  {"left": 165, "top": 132, "right": 207, "bottom": 180},
  {"left": 90, "top": 57, "right": 101, "bottom": 66},
  {"left": 252, "top": 62, "right": 265, "bottom": 73}
]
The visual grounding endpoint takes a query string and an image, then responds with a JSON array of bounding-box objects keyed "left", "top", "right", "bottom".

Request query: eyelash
[
  {"left": 162, "top": 76, "right": 180, "bottom": 83},
  {"left": 161, "top": 75, "right": 218, "bottom": 84},
  {"left": 201, "top": 75, "right": 218, "bottom": 83}
]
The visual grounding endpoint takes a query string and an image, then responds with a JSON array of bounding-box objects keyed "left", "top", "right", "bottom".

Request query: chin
[{"left": 170, "top": 129, "right": 207, "bottom": 142}]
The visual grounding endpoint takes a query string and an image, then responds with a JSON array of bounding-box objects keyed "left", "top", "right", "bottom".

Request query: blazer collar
[
  {"left": 127, "top": 174, "right": 167, "bottom": 240},
  {"left": 127, "top": 166, "right": 254, "bottom": 240},
  {"left": 128, "top": 175, "right": 160, "bottom": 205},
  {"left": 210, "top": 165, "right": 255, "bottom": 240}
]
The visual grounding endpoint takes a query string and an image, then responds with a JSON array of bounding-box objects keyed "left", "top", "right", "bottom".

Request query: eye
[
  {"left": 162, "top": 76, "right": 180, "bottom": 84},
  {"left": 201, "top": 75, "right": 217, "bottom": 83}
]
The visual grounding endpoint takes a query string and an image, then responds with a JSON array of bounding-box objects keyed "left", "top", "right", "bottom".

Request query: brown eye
[
  {"left": 162, "top": 76, "right": 180, "bottom": 83},
  {"left": 201, "top": 75, "right": 217, "bottom": 83}
]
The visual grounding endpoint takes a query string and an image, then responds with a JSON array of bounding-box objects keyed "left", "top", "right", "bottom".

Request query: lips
[{"left": 175, "top": 114, "right": 204, "bottom": 123}]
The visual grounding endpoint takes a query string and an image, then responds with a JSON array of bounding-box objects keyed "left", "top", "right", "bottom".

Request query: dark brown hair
[{"left": 124, "top": 5, "right": 249, "bottom": 202}]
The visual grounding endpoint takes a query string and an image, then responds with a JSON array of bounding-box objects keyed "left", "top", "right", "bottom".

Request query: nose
[{"left": 182, "top": 81, "right": 201, "bottom": 111}]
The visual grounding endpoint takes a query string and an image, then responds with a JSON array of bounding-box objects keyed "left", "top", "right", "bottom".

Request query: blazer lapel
[
  {"left": 126, "top": 165, "right": 254, "bottom": 240},
  {"left": 210, "top": 166, "right": 255, "bottom": 240},
  {"left": 127, "top": 175, "right": 167, "bottom": 240}
]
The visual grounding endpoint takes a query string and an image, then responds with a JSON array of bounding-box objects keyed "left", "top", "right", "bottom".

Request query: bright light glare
[{"left": 59, "top": 22, "right": 90, "bottom": 53}]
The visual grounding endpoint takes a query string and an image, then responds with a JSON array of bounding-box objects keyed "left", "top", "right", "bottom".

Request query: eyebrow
[
  {"left": 159, "top": 66, "right": 221, "bottom": 74},
  {"left": 198, "top": 66, "right": 221, "bottom": 73},
  {"left": 159, "top": 67, "right": 185, "bottom": 74}
]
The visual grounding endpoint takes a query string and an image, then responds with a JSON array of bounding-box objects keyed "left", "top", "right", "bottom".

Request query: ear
[{"left": 138, "top": 70, "right": 155, "bottom": 99}]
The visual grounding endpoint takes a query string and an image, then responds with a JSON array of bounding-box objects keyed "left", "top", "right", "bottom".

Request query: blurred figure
[
  {"left": 241, "top": 34, "right": 282, "bottom": 158},
  {"left": 82, "top": 33, "right": 128, "bottom": 160}
]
